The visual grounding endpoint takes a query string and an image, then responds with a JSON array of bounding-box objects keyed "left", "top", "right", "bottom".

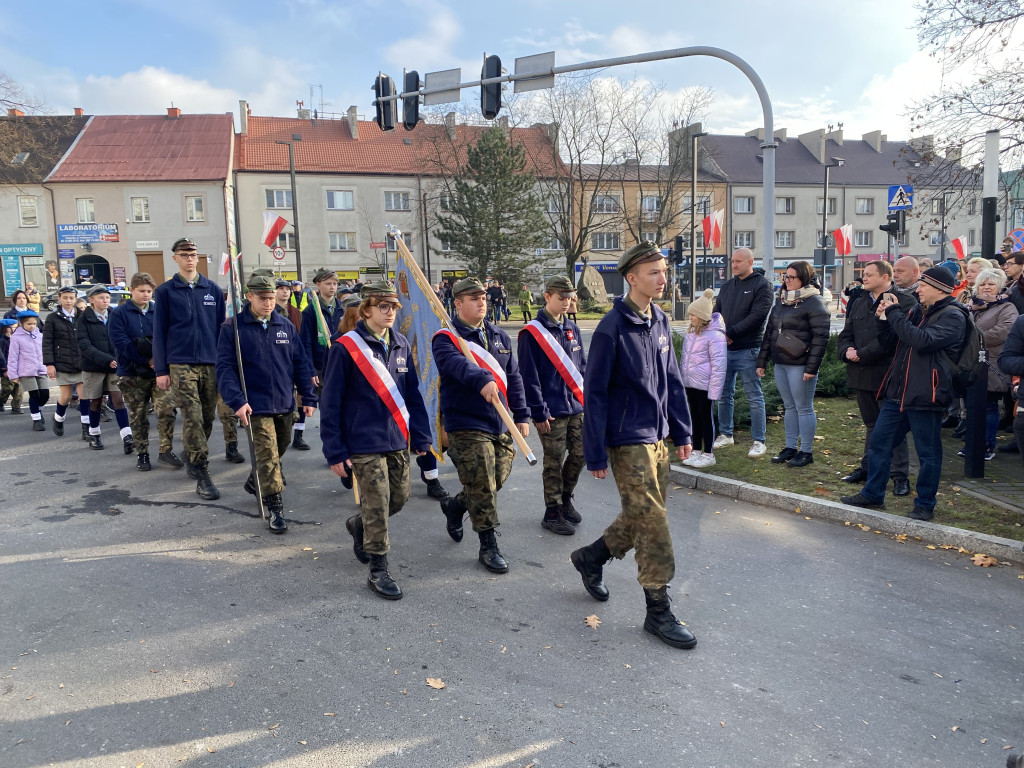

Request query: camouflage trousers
[
  {"left": 539, "top": 412, "right": 585, "bottom": 507},
  {"left": 251, "top": 413, "right": 291, "bottom": 496},
  {"left": 119, "top": 376, "right": 176, "bottom": 454},
  {"left": 449, "top": 430, "right": 515, "bottom": 533},
  {"left": 604, "top": 441, "right": 675, "bottom": 589},
  {"left": 1, "top": 376, "right": 20, "bottom": 408},
  {"left": 218, "top": 396, "right": 239, "bottom": 444},
  {"left": 351, "top": 450, "right": 410, "bottom": 555},
  {"left": 168, "top": 364, "right": 217, "bottom": 464}
]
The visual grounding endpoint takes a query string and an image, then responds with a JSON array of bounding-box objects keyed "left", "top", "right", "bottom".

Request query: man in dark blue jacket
[
  {"left": 517, "top": 274, "right": 586, "bottom": 536},
  {"left": 153, "top": 237, "right": 226, "bottom": 500},
  {"left": 295, "top": 268, "right": 343, "bottom": 450},
  {"left": 109, "top": 272, "right": 180, "bottom": 472},
  {"left": 842, "top": 266, "right": 967, "bottom": 521},
  {"left": 216, "top": 273, "right": 317, "bottom": 533},
  {"left": 570, "top": 241, "right": 696, "bottom": 650},
  {"left": 321, "top": 281, "right": 432, "bottom": 598},
  {"left": 431, "top": 277, "right": 529, "bottom": 574}
]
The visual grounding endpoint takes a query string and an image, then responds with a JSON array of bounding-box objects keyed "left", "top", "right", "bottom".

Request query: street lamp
[
  {"left": 275, "top": 134, "right": 303, "bottom": 284},
  {"left": 689, "top": 130, "right": 708, "bottom": 301},
  {"left": 819, "top": 157, "right": 844, "bottom": 296}
]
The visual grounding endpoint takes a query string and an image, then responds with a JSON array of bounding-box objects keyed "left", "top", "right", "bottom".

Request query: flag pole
[{"left": 386, "top": 225, "right": 537, "bottom": 466}]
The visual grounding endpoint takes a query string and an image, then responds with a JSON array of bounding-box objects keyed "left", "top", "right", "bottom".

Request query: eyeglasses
[
  {"left": 177, "top": 253, "right": 200, "bottom": 261},
  {"left": 375, "top": 303, "right": 401, "bottom": 314},
  {"left": 784, "top": 275, "right": 800, "bottom": 281}
]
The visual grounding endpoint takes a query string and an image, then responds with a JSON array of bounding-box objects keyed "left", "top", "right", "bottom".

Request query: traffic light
[
  {"left": 673, "top": 235, "right": 684, "bottom": 265},
  {"left": 402, "top": 71, "right": 420, "bottom": 131},
  {"left": 879, "top": 212, "right": 900, "bottom": 238},
  {"left": 480, "top": 55, "right": 502, "bottom": 120},
  {"left": 372, "top": 74, "right": 396, "bottom": 132}
]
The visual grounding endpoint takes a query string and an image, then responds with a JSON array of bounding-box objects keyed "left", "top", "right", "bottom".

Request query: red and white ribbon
[
  {"left": 520, "top": 320, "right": 584, "bottom": 406},
  {"left": 434, "top": 328, "right": 507, "bottom": 396},
  {"left": 340, "top": 330, "right": 410, "bottom": 440}
]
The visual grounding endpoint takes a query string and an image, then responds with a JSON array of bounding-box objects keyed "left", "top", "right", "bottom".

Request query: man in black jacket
[
  {"left": 842, "top": 267, "right": 967, "bottom": 521},
  {"left": 837, "top": 260, "right": 915, "bottom": 495},
  {"left": 997, "top": 314, "right": 1024, "bottom": 467},
  {"left": 1003, "top": 252, "right": 1024, "bottom": 315},
  {"left": 712, "top": 248, "right": 773, "bottom": 458}
]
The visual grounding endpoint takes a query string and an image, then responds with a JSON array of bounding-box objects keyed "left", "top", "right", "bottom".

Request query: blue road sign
[{"left": 888, "top": 185, "right": 914, "bottom": 211}]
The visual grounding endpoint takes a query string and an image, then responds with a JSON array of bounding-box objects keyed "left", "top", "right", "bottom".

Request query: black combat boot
[
  {"left": 32, "top": 417, "right": 45, "bottom": 432},
  {"left": 52, "top": 417, "right": 64, "bottom": 437},
  {"left": 541, "top": 505, "right": 575, "bottom": 535},
  {"left": 136, "top": 452, "right": 151, "bottom": 472},
  {"left": 561, "top": 492, "right": 582, "bottom": 525},
  {"left": 292, "top": 429, "right": 310, "bottom": 450},
  {"left": 88, "top": 433, "right": 104, "bottom": 450},
  {"left": 158, "top": 450, "right": 184, "bottom": 468},
  {"left": 183, "top": 454, "right": 199, "bottom": 479},
  {"left": 440, "top": 493, "right": 467, "bottom": 542},
  {"left": 11, "top": 402, "right": 22, "bottom": 414},
  {"left": 264, "top": 493, "right": 287, "bottom": 533},
  {"left": 367, "top": 553, "right": 402, "bottom": 599},
  {"left": 123, "top": 435, "right": 135, "bottom": 455},
  {"left": 346, "top": 514, "right": 370, "bottom": 564},
  {"left": 243, "top": 471, "right": 258, "bottom": 496},
  {"left": 422, "top": 473, "right": 449, "bottom": 499},
  {"left": 81, "top": 424, "right": 90, "bottom": 441},
  {"left": 643, "top": 586, "right": 697, "bottom": 649},
  {"left": 570, "top": 537, "right": 612, "bottom": 601},
  {"left": 194, "top": 461, "right": 220, "bottom": 500},
  {"left": 225, "top": 441, "right": 245, "bottom": 463},
  {"left": 477, "top": 528, "right": 508, "bottom": 573}
]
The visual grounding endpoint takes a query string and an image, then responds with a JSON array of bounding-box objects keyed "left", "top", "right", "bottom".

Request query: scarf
[{"left": 780, "top": 285, "right": 819, "bottom": 305}]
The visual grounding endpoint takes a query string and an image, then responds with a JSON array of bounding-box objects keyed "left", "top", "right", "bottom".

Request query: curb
[{"left": 670, "top": 465, "right": 1024, "bottom": 566}]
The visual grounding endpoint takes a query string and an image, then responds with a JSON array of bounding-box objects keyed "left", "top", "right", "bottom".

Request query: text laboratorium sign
[
  {"left": 0, "top": 243, "right": 44, "bottom": 256},
  {"left": 57, "top": 223, "right": 120, "bottom": 244}
]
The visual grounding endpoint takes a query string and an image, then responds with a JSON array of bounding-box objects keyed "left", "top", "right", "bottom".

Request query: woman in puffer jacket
[
  {"left": 757, "top": 260, "right": 831, "bottom": 467},
  {"left": 680, "top": 289, "right": 727, "bottom": 468}
]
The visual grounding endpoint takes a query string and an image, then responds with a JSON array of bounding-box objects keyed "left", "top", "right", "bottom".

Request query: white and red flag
[
  {"left": 950, "top": 236, "right": 967, "bottom": 260},
  {"left": 702, "top": 209, "right": 724, "bottom": 248},
  {"left": 832, "top": 223, "right": 853, "bottom": 256},
  {"left": 262, "top": 211, "right": 289, "bottom": 248}
]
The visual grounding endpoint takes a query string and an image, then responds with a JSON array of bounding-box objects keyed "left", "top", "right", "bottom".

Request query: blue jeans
[
  {"left": 773, "top": 364, "right": 817, "bottom": 451},
  {"left": 717, "top": 348, "right": 766, "bottom": 442},
  {"left": 862, "top": 401, "right": 942, "bottom": 512}
]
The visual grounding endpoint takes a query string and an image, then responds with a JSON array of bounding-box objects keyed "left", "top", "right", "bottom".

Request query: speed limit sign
[{"left": 272, "top": 246, "right": 285, "bottom": 261}]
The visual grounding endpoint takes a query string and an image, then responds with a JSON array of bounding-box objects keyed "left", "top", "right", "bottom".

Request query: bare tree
[{"left": 0, "top": 74, "right": 46, "bottom": 115}]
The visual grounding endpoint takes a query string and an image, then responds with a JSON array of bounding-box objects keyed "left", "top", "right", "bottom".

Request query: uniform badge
[{"left": 566, "top": 330, "right": 574, "bottom": 341}]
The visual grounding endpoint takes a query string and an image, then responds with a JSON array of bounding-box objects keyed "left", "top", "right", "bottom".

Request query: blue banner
[
  {"left": 3, "top": 254, "right": 23, "bottom": 295},
  {"left": 57, "top": 223, "right": 119, "bottom": 244},
  {"left": 0, "top": 243, "right": 43, "bottom": 257},
  {"left": 393, "top": 248, "right": 447, "bottom": 459}
]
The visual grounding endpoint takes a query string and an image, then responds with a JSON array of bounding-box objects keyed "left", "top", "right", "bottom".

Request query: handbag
[{"left": 775, "top": 312, "right": 807, "bottom": 360}]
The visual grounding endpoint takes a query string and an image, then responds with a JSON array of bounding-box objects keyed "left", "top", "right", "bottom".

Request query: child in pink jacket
[
  {"left": 8, "top": 310, "right": 49, "bottom": 431},
  {"left": 680, "top": 289, "right": 727, "bottom": 468}
]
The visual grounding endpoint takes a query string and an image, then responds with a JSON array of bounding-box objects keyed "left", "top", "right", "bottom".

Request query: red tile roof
[
  {"left": 47, "top": 114, "right": 234, "bottom": 182},
  {"left": 238, "top": 116, "right": 564, "bottom": 178}
]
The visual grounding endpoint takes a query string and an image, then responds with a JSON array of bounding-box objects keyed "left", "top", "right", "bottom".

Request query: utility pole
[{"left": 275, "top": 135, "right": 303, "bottom": 283}]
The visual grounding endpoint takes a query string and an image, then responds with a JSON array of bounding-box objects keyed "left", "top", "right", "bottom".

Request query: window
[
  {"left": 545, "top": 237, "right": 562, "bottom": 251},
  {"left": 276, "top": 232, "right": 295, "bottom": 250},
  {"left": 326, "top": 190, "right": 354, "bottom": 210},
  {"left": 131, "top": 197, "right": 150, "bottom": 223},
  {"left": 680, "top": 231, "right": 693, "bottom": 250},
  {"left": 440, "top": 239, "right": 452, "bottom": 252},
  {"left": 775, "top": 197, "right": 795, "bottom": 215},
  {"left": 854, "top": 230, "right": 872, "bottom": 247},
  {"left": 968, "top": 198, "right": 977, "bottom": 216},
  {"left": 77, "top": 198, "right": 95, "bottom": 224},
  {"left": 928, "top": 231, "right": 942, "bottom": 246},
  {"left": 684, "top": 195, "right": 711, "bottom": 214},
  {"left": 775, "top": 230, "right": 794, "bottom": 248},
  {"left": 185, "top": 196, "right": 205, "bottom": 222},
  {"left": 17, "top": 196, "right": 38, "bottom": 227},
  {"left": 641, "top": 196, "right": 661, "bottom": 220},
  {"left": 266, "top": 189, "right": 292, "bottom": 209},
  {"left": 640, "top": 232, "right": 657, "bottom": 245},
  {"left": 439, "top": 193, "right": 454, "bottom": 211},
  {"left": 384, "top": 191, "right": 410, "bottom": 211},
  {"left": 855, "top": 198, "right": 874, "bottom": 215},
  {"left": 386, "top": 233, "right": 407, "bottom": 252},
  {"left": 591, "top": 232, "right": 620, "bottom": 250},
  {"left": 734, "top": 231, "right": 754, "bottom": 248},
  {"left": 817, "top": 197, "right": 838, "bottom": 215},
  {"left": 968, "top": 229, "right": 976, "bottom": 246},
  {"left": 734, "top": 196, "right": 754, "bottom": 214},
  {"left": 930, "top": 199, "right": 944, "bottom": 215},
  {"left": 329, "top": 232, "right": 356, "bottom": 251},
  {"left": 545, "top": 196, "right": 561, "bottom": 213},
  {"left": 591, "top": 195, "right": 619, "bottom": 214}
]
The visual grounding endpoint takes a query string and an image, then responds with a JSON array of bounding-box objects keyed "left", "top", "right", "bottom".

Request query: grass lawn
[{"left": 685, "top": 396, "right": 1024, "bottom": 542}]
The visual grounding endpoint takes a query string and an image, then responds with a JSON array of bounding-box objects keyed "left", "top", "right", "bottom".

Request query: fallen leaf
[
  {"left": 426, "top": 678, "right": 446, "bottom": 690},
  {"left": 228, "top": 681, "right": 234, "bottom": 688},
  {"left": 813, "top": 435, "right": 825, "bottom": 441},
  {"left": 554, "top": 703, "right": 564, "bottom": 708},
  {"left": 302, "top": 547, "right": 313, "bottom": 552},
  {"left": 926, "top": 545, "right": 937, "bottom": 550},
  {"left": 720, "top": 721, "right": 725, "bottom": 727},
  {"left": 207, "top": 747, "right": 216, "bottom": 753},
  {"left": 813, "top": 487, "right": 832, "bottom": 496},
  {"left": 951, "top": 725, "right": 959, "bottom": 731},
  {"left": 501, "top": 646, "right": 507, "bottom": 653},
  {"left": 971, "top": 554, "right": 998, "bottom": 567},
  {"left": 65, "top": 720, "right": 71, "bottom": 726},
  {"left": 324, "top": 712, "right": 336, "bottom": 717},
  {"left": 268, "top": 723, "right": 280, "bottom": 730},
  {"left": 298, "top": 740, "right": 307, "bottom": 745},
  {"left": 584, "top": 615, "right": 602, "bottom": 630},
  {"left": 624, "top": 664, "right": 631, "bottom": 669}
]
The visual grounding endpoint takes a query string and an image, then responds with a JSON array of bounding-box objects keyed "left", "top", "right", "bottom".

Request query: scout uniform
[
  {"left": 320, "top": 281, "right": 432, "bottom": 599},
  {"left": 216, "top": 273, "right": 317, "bottom": 533},
  {"left": 153, "top": 237, "right": 226, "bottom": 500},
  {"left": 431, "top": 277, "right": 530, "bottom": 574},
  {"left": 41, "top": 286, "right": 90, "bottom": 439},
  {"left": 517, "top": 274, "right": 587, "bottom": 535},
  {"left": 77, "top": 286, "right": 133, "bottom": 452},
  {"left": 295, "top": 268, "right": 344, "bottom": 450},
  {"left": 570, "top": 242, "right": 698, "bottom": 650}
]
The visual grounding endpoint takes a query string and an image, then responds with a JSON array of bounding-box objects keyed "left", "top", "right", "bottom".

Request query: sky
[{"left": 1, "top": 0, "right": 942, "bottom": 141}]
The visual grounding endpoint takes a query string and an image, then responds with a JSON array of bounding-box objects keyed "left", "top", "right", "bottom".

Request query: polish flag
[
  {"left": 702, "top": 209, "right": 724, "bottom": 248},
  {"left": 832, "top": 223, "right": 853, "bottom": 256},
  {"left": 950, "top": 236, "right": 967, "bottom": 260},
  {"left": 262, "top": 211, "right": 289, "bottom": 248},
  {"left": 220, "top": 252, "right": 230, "bottom": 276}
]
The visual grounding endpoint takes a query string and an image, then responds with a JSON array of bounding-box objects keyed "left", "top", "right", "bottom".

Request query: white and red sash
[
  {"left": 434, "top": 327, "right": 507, "bottom": 396},
  {"left": 339, "top": 330, "right": 410, "bottom": 440},
  {"left": 520, "top": 319, "right": 584, "bottom": 406}
]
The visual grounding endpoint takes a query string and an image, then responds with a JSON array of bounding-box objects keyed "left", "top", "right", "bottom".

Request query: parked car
[{"left": 41, "top": 285, "right": 131, "bottom": 311}]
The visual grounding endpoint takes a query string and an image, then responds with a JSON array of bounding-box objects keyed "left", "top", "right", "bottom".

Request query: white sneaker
[
  {"left": 747, "top": 441, "right": 766, "bottom": 458},
  {"left": 713, "top": 434, "right": 734, "bottom": 449},
  {"left": 693, "top": 453, "right": 717, "bottom": 468},
  {"left": 682, "top": 450, "right": 703, "bottom": 466}
]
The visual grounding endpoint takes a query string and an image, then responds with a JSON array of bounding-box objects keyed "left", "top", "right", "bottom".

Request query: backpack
[{"left": 936, "top": 303, "right": 986, "bottom": 396}]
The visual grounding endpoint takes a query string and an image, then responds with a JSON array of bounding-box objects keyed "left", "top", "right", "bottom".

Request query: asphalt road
[{"left": 0, "top": 413, "right": 1021, "bottom": 768}]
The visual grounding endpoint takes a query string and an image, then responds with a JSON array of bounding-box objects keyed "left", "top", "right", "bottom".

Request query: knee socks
[
  {"left": 115, "top": 407, "right": 131, "bottom": 438},
  {"left": 55, "top": 400, "right": 68, "bottom": 422},
  {"left": 28, "top": 390, "right": 46, "bottom": 418},
  {"left": 79, "top": 399, "right": 91, "bottom": 425},
  {"left": 89, "top": 406, "right": 101, "bottom": 435},
  {"left": 416, "top": 452, "right": 439, "bottom": 480}
]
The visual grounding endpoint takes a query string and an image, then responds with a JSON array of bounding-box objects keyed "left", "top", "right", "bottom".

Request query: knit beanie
[
  {"left": 688, "top": 288, "right": 715, "bottom": 322},
  {"left": 921, "top": 266, "right": 956, "bottom": 294}
]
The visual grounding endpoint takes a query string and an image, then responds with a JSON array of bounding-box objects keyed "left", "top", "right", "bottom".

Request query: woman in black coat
[{"left": 756, "top": 260, "right": 831, "bottom": 467}]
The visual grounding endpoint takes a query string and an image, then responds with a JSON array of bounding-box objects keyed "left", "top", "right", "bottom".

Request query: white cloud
[{"left": 384, "top": 6, "right": 463, "bottom": 73}]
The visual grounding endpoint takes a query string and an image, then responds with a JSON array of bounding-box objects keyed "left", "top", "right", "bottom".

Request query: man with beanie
[
  {"left": 841, "top": 266, "right": 967, "bottom": 521},
  {"left": 517, "top": 274, "right": 587, "bottom": 535},
  {"left": 42, "top": 285, "right": 90, "bottom": 439},
  {"left": 712, "top": 247, "right": 773, "bottom": 458},
  {"left": 296, "top": 268, "right": 343, "bottom": 450},
  {"left": 570, "top": 242, "right": 696, "bottom": 650}
]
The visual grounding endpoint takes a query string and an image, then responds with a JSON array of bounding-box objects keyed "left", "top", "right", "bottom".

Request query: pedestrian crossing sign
[{"left": 888, "top": 185, "right": 914, "bottom": 211}]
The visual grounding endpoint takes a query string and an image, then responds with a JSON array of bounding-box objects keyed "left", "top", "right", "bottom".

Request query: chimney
[
  {"left": 798, "top": 128, "right": 826, "bottom": 163},
  {"left": 774, "top": 128, "right": 787, "bottom": 142},
  {"left": 73, "top": 107, "right": 84, "bottom": 117},
  {"left": 238, "top": 100, "right": 248, "bottom": 135},
  {"left": 297, "top": 108, "right": 311, "bottom": 120},
  {"left": 7, "top": 108, "right": 25, "bottom": 117},
  {"left": 497, "top": 116, "right": 509, "bottom": 134},
  {"left": 824, "top": 128, "right": 843, "bottom": 146},
  {"left": 347, "top": 105, "right": 359, "bottom": 140},
  {"left": 909, "top": 135, "right": 935, "bottom": 158},
  {"left": 444, "top": 112, "right": 456, "bottom": 141},
  {"left": 167, "top": 106, "right": 181, "bottom": 119},
  {"left": 861, "top": 130, "right": 884, "bottom": 153},
  {"left": 945, "top": 145, "right": 963, "bottom": 165},
  {"left": 745, "top": 127, "right": 765, "bottom": 141}
]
